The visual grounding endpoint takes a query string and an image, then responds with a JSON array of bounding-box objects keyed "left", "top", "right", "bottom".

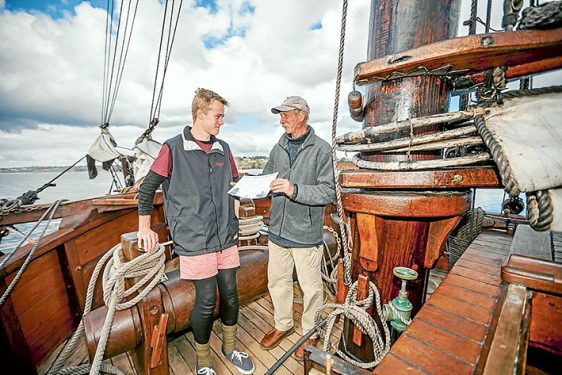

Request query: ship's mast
[{"left": 340, "top": 0, "right": 466, "bottom": 361}]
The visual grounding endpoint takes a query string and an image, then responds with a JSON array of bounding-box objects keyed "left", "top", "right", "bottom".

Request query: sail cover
[
  {"left": 86, "top": 128, "right": 121, "bottom": 179},
  {"left": 133, "top": 137, "right": 162, "bottom": 188},
  {"left": 482, "top": 91, "right": 562, "bottom": 231}
]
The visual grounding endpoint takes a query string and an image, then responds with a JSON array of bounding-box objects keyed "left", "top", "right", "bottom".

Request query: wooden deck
[
  {"left": 39, "top": 284, "right": 345, "bottom": 375},
  {"left": 38, "top": 245, "right": 455, "bottom": 375},
  {"left": 374, "top": 230, "right": 512, "bottom": 375}
]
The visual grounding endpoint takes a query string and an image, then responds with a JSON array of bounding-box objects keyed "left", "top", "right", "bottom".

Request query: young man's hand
[{"left": 138, "top": 215, "right": 159, "bottom": 252}]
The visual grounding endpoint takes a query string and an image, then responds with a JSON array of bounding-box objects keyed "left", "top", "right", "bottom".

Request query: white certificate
[{"left": 228, "top": 173, "right": 278, "bottom": 199}]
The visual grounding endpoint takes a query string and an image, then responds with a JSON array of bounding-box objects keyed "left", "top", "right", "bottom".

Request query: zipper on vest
[{"left": 207, "top": 154, "right": 223, "bottom": 250}]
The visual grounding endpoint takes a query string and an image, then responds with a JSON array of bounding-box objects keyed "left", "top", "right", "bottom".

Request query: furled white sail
[
  {"left": 483, "top": 91, "right": 562, "bottom": 231},
  {"left": 133, "top": 137, "right": 162, "bottom": 188}
]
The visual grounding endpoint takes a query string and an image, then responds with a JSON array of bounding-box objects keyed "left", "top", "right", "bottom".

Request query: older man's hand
[{"left": 270, "top": 178, "right": 294, "bottom": 197}]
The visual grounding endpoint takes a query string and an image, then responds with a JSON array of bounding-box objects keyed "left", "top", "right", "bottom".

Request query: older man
[{"left": 259, "top": 96, "right": 335, "bottom": 360}]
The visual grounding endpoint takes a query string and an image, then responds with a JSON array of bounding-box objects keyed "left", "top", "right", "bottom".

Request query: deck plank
[{"left": 375, "top": 230, "right": 512, "bottom": 374}]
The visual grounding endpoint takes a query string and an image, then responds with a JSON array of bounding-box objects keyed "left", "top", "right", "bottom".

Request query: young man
[
  {"left": 259, "top": 96, "right": 336, "bottom": 360},
  {"left": 137, "top": 88, "right": 254, "bottom": 375}
]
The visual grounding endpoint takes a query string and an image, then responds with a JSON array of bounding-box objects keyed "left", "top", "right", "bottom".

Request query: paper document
[{"left": 228, "top": 173, "right": 278, "bottom": 199}]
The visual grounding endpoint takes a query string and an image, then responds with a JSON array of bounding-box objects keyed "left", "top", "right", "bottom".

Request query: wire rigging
[
  {"left": 148, "top": 0, "right": 184, "bottom": 127},
  {"left": 100, "top": 0, "right": 140, "bottom": 127}
]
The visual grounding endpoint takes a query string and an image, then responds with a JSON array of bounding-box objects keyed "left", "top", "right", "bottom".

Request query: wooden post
[{"left": 120, "top": 232, "right": 169, "bottom": 375}]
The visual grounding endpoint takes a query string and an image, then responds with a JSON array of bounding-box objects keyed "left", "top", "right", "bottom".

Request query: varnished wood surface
[
  {"left": 355, "top": 28, "right": 562, "bottom": 84},
  {"left": 374, "top": 230, "right": 512, "bottom": 374},
  {"left": 339, "top": 167, "right": 502, "bottom": 189}
]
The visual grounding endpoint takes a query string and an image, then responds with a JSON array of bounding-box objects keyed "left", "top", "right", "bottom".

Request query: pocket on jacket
[{"left": 171, "top": 215, "right": 206, "bottom": 250}]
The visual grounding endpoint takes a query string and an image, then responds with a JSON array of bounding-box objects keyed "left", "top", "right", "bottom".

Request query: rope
[
  {"left": 0, "top": 200, "right": 64, "bottom": 306},
  {"left": 238, "top": 215, "right": 268, "bottom": 251},
  {"left": 321, "top": 225, "right": 341, "bottom": 294},
  {"left": 325, "top": 1, "right": 392, "bottom": 368},
  {"left": 330, "top": 0, "right": 352, "bottom": 286},
  {"left": 315, "top": 280, "right": 391, "bottom": 369},
  {"left": 519, "top": 1, "right": 562, "bottom": 30},
  {"left": 473, "top": 114, "right": 520, "bottom": 196},
  {"left": 526, "top": 190, "right": 553, "bottom": 231},
  {"left": 49, "top": 243, "right": 166, "bottom": 375},
  {"left": 0, "top": 156, "right": 86, "bottom": 211}
]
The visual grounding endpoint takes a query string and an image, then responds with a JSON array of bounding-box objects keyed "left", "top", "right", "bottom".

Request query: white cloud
[
  {"left": 0, "top": 0, "right": 371, "bottom": 167},
  {"left": 1, "top": 0, "right": 561, "bottom": 169}
]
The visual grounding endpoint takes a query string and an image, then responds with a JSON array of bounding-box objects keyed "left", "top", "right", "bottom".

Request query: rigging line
[
  {"left": 485, "top": 0, "right": 493, "bottom": 33},
  {"left": 103, "top": 0, "right": 126, "bottom": 125},
  {"left": 101, "top": 0, "right": 114, "bottom": 125},
  {"left": 330, "top": 0, "right": 351, "bottom": 284},
  {"left": 35, "top": 155, "right": 87, "bottom": 194},
  {"left": 154, "top": 0, "right": 178, "bottom": 119},
  {"left": 149, "top": 0, "right": 170, "bottom": 123},
  {"left": 154, "top": 0, "right": 184, "bottom": 120},
  {"left": 108, "top": 0, "right": 140, "bottom": 121}
]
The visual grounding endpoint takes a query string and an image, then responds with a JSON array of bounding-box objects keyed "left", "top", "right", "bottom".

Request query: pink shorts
[{"left": 179, "top": 245, "right": 240, "bottom": 280}]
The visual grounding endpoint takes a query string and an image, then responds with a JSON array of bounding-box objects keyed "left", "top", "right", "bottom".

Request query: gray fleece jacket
[{"left": 262, "top": 126, "right": 335, "bottom": 245}]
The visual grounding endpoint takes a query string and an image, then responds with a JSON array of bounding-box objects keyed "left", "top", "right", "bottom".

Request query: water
[
  {"left": 0, "top": 170, "right": 114, "bottom": 254},
  {"left": 0, "top": 171, "right": 521, "bottom": 254}
]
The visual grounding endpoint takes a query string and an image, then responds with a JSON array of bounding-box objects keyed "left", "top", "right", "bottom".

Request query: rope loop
[
  {"left": 314, "top": 279, "right": 391, "bottom": 369},
  {"left": 49, "top": 243, "right": 166, "bottom": 375}
]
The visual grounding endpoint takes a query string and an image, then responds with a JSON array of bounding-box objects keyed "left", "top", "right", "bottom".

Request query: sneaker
[
  {"left": 196, "top": 365, "right": 216, "bottom": 375},
  {"left": 221, "top": 348, "right": 255, "bottom": 374}
]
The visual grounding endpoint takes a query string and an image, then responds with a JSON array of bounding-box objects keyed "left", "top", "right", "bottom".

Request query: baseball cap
[{"left": 271, "top": 96, "right": 310, "bottom": 114}]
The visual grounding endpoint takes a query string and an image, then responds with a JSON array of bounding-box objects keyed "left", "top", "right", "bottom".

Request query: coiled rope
[
  {"left": 49, "top": 243, "right": 167, "bottom": 375},
  {"left": 315, "top": 280, "right": 391, "bottom": 368},
  {"left": 237, "top": 215, "right": 269, "bottom": 252}
]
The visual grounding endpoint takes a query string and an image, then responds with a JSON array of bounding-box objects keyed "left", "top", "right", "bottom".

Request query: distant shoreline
[
  {"left": 0, "top": 157, "right": 270, "bottom": 174},
  {"left": 0, "top": 166, "right": 90, "bottom": 174}
]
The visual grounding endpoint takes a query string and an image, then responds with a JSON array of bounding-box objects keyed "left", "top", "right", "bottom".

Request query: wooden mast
[{"left": 340, "top": 0, "right": 467, "bottom": 361}]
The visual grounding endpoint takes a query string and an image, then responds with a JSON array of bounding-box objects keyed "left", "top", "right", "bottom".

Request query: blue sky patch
[
  {"left": 5, "top": 0, "right": 107, "bottom": 19},
  {"left": 195, "top": 0, "right": 218, "bottom": 15},
  {"left": 202, "top": 24, "right": 247, "bottom": 49},
  {"left": 239, "top": 1, "right": 255, "bottom": 15},
  {"left": 309, "top": 21, "right": 322, "bottom": 30}
]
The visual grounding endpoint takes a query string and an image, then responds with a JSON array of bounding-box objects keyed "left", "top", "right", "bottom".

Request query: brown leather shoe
[
  {"left": 293, "top": 338, "right": 318, "bottom": 361},
  {"left": 260, "top": 327, "right": 295, "bottom": 350}
]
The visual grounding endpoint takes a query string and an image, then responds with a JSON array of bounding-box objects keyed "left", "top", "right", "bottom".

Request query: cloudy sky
[{"left": 0, "top": 0, "right": 559, "bottom": 168}]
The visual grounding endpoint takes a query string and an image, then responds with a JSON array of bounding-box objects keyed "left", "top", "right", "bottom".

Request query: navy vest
[{"left": 162, "top": 129, "right": 238, "bottom": 256}]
